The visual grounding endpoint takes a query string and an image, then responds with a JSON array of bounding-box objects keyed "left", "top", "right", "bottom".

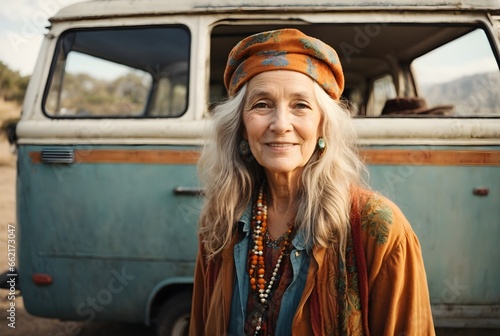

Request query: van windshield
[{"left": 44, "top": 26, "right": 190, "bottom": 118}]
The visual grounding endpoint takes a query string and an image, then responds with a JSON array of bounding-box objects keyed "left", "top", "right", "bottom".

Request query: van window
[
  {"left": 44, "top": 26, "right": 190, "bottom": 118},
  {"left": 367, "top": 74, "right": 397, "bottom": 117},
  {"left": 412, "top": 28, "right": 500, "bottom": 117},
  {"left": 210, "top": 24, "right": 499, "bottom": 118}
]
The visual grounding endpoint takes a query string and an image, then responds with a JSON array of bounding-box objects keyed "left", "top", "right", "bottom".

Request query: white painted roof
[{"left": 51, "top": 0, "right": 500, "bottom": 22}]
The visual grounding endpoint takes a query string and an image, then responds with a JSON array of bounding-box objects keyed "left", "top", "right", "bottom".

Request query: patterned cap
[{"left": 224, "top": 28, "right": 344, "bottom": 100}]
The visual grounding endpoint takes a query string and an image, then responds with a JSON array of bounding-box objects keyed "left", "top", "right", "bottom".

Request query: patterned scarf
[{"left": 309, "top": 189, "right": 370, "bottom": 335}]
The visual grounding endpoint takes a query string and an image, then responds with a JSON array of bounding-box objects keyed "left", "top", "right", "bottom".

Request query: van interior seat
[{"left": 380, "top": 97, "right": 454, "bottom": 117}]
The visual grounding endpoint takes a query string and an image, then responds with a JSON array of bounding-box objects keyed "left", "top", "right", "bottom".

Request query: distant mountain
[{"left": 419, "top": 71, "right": 500, "bottom": 117}]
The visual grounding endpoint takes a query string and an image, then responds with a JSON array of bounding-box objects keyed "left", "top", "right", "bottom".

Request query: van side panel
[
  {"left": 366, "top": 145, "right": 500, "bottom": 307},
  {"left": 17, "top": 145, "right": 201, "bottom": 321}
]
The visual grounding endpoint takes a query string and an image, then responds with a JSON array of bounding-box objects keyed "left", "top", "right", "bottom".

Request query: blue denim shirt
[{"left": 228, "top": 204, "right": 311, "bottom": 335}]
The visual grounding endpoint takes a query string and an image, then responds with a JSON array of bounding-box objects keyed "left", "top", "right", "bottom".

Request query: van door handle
[
  {"left": 173, "top": 187, "right": 205, "bottom": 196},
  {"left": 41, "top": 148, "right": 75, "bottom": 164}
]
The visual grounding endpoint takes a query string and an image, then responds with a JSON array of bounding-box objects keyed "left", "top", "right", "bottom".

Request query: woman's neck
[{"left": 264, "top": 172, "right": 299, "bottom": 238}]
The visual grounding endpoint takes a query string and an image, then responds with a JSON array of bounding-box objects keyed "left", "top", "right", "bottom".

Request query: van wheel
[{"left": 155, "top": 291, "right": 192, "bottom": 336}]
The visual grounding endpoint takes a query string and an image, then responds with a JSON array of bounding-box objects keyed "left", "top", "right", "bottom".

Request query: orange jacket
[{"left": 189, "top": 188, "right": 435, "bottom": 335}]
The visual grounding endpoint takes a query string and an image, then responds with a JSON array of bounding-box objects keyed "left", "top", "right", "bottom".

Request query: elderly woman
[{"left": 189, "top": 28, "right": 434, "bottom": 335}]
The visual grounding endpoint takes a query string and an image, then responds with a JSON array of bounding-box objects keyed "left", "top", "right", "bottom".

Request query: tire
[{"left": 155, "top": 291, "right": 192, "bottom": 336}]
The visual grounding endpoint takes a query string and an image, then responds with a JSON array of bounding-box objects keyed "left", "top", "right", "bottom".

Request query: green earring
[{"left": 318, "top": 137, "right": 326, "bottom": 150}]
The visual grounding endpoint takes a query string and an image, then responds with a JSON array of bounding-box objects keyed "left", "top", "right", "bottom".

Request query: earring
[
  {"left": 317, "top": 137, "right": 326, "bottom": 156},
  {"left": 239, "top": 139, "right": 250, "bottom": 156},
  {"left": 318, "top": 137, "right": 326, "bottom": 150},
  {"left": 239, "top": 139, "right": 254, "bottom": 162}
]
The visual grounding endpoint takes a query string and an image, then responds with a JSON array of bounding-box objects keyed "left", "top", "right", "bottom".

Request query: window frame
[{"left": 41, "top": 24, "right": 191, "bottom": 119}]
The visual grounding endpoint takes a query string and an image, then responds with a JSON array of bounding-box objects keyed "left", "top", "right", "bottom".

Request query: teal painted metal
[
  {"left": 17, "top": 145, "right": 201, "bottom": 322},
  {"left": 367, "top": 145, "right": 500, "bottom": 305},
  {"left": 17, "top": 143, "right": 500, "bottom": 323}
]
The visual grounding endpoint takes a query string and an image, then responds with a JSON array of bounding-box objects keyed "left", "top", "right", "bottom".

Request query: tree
[{"left": 0, "top": 61, "right": 30, "bottom": 104}]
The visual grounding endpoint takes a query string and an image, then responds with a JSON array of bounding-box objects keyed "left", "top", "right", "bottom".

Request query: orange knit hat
[{"left": 224, "top": 28, "right": 344, "bottom": 100}]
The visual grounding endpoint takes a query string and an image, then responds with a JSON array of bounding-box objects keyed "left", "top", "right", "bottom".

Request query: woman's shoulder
[
  {"left": 353, "top": 187, "right": 414, "bottom": 252},
  {"left": 351, "top": 187, "right": 430, "bottom": 299}
]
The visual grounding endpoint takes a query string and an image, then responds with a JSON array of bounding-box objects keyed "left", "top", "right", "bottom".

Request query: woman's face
[{"left": 242, "top": 70, "right": 322, "bottom": 178}]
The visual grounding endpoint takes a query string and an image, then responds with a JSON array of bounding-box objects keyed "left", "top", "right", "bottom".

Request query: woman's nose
[{"left": 269, "top": 105, "right": 293, "bottom": 133}]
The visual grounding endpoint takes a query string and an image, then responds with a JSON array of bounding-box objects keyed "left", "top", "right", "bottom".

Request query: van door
[{"left": 17, "top": 23, "right": 202, "bottom": 325}]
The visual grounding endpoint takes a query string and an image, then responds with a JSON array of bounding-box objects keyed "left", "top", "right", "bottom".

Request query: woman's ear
[{"left": 242, "top": 128, "right": 248, "bottom": 140}]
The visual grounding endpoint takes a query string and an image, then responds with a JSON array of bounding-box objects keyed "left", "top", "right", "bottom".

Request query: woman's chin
[{"left": 261, "top": 162, "right": 304, "bottom": 176}]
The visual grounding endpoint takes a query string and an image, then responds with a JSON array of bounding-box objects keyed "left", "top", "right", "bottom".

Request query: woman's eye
[
  {"left": 295, "top": 102, "right": 310, "bottom": 109},
  {"left": 253, "top": 102, "right": 269, "bottom": 109}
]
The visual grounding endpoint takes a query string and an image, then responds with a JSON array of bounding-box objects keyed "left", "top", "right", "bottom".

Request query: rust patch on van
[
  {"left": 28, "top": 148, "right": 500, "bottom": 166},
  {"left": 29, "top": 149, "right": 200, "bottom": 164},
  {"left": 360, "top": 149, "right": 500, "bottom": 166}
]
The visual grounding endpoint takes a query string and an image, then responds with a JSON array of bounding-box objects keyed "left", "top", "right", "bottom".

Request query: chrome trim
[
  {"left": 432, "top": 304, "right": 500, "bottom": 328},
  {"left": 41, "top": 148, "right": 75, "bottom": 164},
  {"left": 173, "top": 186, "right": 205, "bottom": 196}
]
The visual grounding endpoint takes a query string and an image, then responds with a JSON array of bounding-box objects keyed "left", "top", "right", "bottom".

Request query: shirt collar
[
  {"left": 237, "top": 202, "right": 253, "bottom": 237},
  {"left": 292, "top": 229, "right": 307, "bottom": 251}
]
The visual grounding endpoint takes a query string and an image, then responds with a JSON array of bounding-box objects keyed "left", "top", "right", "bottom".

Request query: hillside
[
  {"left": 0, "top": 61, "right": 25, "bottom": 129},
  {"left": 420, "top": 71, "right": 500, "bottom": 116},
  {"left": 0, "top": 61, "right": 29, "bottom": 105}
]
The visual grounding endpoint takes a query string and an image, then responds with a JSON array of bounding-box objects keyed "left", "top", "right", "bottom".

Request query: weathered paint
[
  {"left": 15, "top": 119, "right": 500, "bottom": 146},
  {"left": 361, "top": 149, "right": 500, "bottom": 166},
  {"left": 17, "top": 144, "right": 500, "bottom": 323},
  {"left": 50, "top": 0, "right": 500, "bottom": 23},
  {"left": 29, "top": 149, "right": 201, "bottom": 165},
  {"left": 26, "top": 148, "right": 500, "bottom": 166},
  {"left": 367, "top": 146, "right": 500, "bottom": 308},
  {"left": 18, "top": 145, "right": 202, "bottom": 321}
]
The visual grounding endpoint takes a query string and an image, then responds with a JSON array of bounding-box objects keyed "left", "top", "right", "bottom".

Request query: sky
[
  {"left": 0, "top": 0, "right": 498, "bottom": 85},
  {"left": 412, "top": 28, "right": 498, "bottom": 86},
  {"left": 0, "top": 0, "right": 86, "bottom": 76}
]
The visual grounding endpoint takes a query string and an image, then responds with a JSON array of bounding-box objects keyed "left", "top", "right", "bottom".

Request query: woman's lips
[
  {"left": 265, "top": 142, "right": 297, "bottom": 152},
  {"left": 267, "top": 142, "right": 294, "bottom": 147}
]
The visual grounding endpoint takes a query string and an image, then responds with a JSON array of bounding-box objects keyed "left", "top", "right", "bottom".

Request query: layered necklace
[{"left": 248, "top": 183, "right": 292, "bottom": 335}]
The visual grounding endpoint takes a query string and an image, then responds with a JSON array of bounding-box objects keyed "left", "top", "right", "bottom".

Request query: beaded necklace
[
  {"left": 264, "top": 230, "right": 291, "bottom": 249},
  {"left": 249, "top": 183, "right": 292, "bottom": 335}
]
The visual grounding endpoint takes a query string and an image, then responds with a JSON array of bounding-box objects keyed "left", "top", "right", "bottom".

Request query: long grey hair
[{"left": 198, "top": 82, "right": 366, "bottom": 258}]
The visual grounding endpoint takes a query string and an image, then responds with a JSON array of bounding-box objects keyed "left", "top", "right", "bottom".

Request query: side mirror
[{"left": 2, "top": 118, "right": 18, "bottom": 147}]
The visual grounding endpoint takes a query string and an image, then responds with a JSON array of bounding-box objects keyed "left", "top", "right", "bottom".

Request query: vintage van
[{"left": 11, "top": 0, "right": 500, "bottom": 334}]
